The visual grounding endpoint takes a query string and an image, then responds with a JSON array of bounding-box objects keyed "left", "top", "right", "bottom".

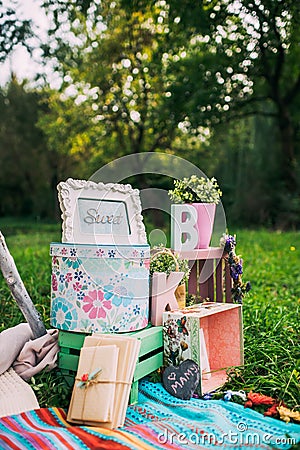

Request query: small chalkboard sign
[{"left": 162, "top": 359, "right": 200, "bottom": 400}]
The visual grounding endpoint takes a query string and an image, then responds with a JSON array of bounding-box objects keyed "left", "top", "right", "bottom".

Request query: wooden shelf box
[
  {"left": 178, "top": 247, "right": 232, "bottom": 303},
  {"left": 57, "top": 326, "right": 163, "bottom": 404},
  {"left": 163, "top": 303, "right": 243, "bottom": 395}
]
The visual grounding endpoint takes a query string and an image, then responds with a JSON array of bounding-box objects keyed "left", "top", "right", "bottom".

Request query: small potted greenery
[
  {"left": 168, "top": 175, "right": 222, "bottom": 248},
  {"left": 150, "top": 246, "right": 190, "bottom": 309},
  {"left": 168, "top": 175, "right": 222, "bottom": 205}
]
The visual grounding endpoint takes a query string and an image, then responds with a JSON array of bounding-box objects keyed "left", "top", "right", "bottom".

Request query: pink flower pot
[{"left": 191, "top": 203, "right": 216, "bottom": 249}]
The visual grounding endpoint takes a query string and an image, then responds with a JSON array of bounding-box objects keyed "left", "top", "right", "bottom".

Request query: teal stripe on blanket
[
  {"left": 0, "top": 380, "right": 299, "bottom": 449},
  {"left": 124, "top": 380, "right": 300, "bottom": 450}
]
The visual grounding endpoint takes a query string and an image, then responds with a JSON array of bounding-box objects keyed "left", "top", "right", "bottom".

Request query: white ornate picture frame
[{"left": 57, "top": 178, "right": 147, "bottom": 245}]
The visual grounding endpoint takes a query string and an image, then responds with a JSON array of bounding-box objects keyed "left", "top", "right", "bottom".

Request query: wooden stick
[{"left": 0, "top": 231, "right": 47, "bottom": 339}]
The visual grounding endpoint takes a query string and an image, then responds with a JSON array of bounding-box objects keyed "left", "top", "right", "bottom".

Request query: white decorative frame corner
[{"left": 57, "top": 178, "right": 147, "bottom": 245}]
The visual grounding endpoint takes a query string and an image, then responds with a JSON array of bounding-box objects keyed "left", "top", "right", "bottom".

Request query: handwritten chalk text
[{"left": 168, "top": 364, "right": 199, "bottom": 394}]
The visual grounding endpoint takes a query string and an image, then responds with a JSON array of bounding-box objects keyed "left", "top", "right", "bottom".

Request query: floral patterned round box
[{"left": 50, "top": 243, "right": 150, "bottom": 333}]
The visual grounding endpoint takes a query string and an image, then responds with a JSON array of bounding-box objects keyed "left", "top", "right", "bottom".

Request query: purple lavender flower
[
  {"left": 224, "top": 235, "right": 236, "bottom": 253},
  {"left": 230, "top": 261, "right": 243, "bottom": 280}
]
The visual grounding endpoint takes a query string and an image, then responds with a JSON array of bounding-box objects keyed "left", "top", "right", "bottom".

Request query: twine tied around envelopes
[
  {"left": 75, "top": 342, "right": 132, "bottom": 423},
  {"left": 76, "top": 338, "right": 131, "bottom": 391},
  {"left": 75, "top": 369, "right": 131, "bottom": 389},
  {"left": 76, "top": 368, "right": 103, "bottom": 389}
]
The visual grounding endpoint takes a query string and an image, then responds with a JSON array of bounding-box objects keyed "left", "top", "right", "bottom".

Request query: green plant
[
  {"left": 30, "top": 368, "right": 72, "bottom": 408},
  {"left": 168, "top": 175, "right": 222, "bottom": 204},
  {"left": 150, "top": 247, "right": 190, "bottom": 285}
]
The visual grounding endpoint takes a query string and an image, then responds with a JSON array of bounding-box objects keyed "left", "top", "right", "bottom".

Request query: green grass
[
  {"left": 0, "top": 223, "right": 299, "bottom": 413},
  {"left": 223, "top": 229, "right": 300, "bottom": 408},
  {"left": 0, "top": 221, "right": 60, "bottom": 330}
]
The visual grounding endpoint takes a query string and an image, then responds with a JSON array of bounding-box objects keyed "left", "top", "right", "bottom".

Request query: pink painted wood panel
[{"left": 179, "top": 247, "right": 223, "bottom": 260}]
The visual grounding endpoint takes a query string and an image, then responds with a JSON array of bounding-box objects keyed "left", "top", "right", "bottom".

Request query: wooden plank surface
[
  {"left": 225, "top": 260, "right": 233, "bottom": 303},
  {"left": 178, "top": 247, "right": 224, "bottom": 260},
  {"left": 215, "top": 259, "right": 223, "bottom": 302},
  {"left": 187, "top": 261, "right": 198, "bottom": 296}
]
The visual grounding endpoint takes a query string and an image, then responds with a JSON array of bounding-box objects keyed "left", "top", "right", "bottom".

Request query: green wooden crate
[{"left": 58, "top": 326, "right": 163, "bottom": 404}]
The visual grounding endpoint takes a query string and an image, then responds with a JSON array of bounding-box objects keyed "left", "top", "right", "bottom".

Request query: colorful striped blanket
[{"left": 0, "top": 380, "right": 299, "bottom": 449}]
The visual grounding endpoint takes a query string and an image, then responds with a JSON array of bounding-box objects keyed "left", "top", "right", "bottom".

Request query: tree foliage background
[{"left": 0, "top": 0, "right": 299, "bottom": 228}]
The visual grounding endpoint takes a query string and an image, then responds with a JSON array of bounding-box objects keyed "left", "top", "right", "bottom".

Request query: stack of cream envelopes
[{"left": 67, "top": 334, "right": 140, "bottom": 428}]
